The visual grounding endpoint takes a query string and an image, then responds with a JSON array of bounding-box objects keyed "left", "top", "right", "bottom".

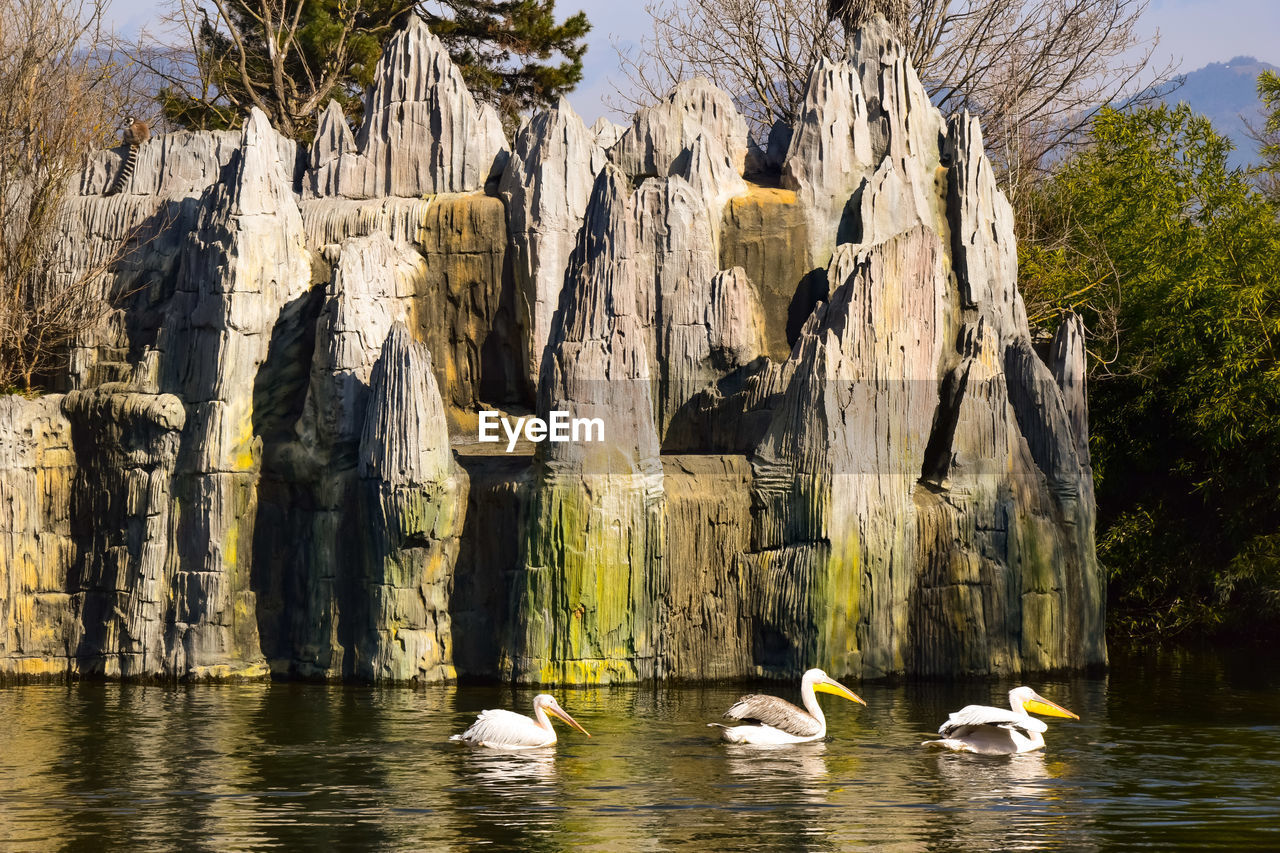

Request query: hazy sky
[{"left": 107, "top": 0, "right": 1280, "bottom": 125}]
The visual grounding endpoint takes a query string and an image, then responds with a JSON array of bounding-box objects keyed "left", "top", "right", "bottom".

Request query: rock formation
[
  {"left": 355, "top": 324, "right": 466, "bottom": 682},
  {"left": 0, "top": 13, "right": 1104, "bottom": 684}
]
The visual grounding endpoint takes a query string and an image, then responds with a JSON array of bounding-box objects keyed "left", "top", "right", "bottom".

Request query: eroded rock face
[
  {"left": 0, "top": 13, "right": 1103, "bottom": 684},
  {"left": 63, "top": 389, "right": 185, "bottom": 678},
  {"left": 0, "top": 396, "right": 77, "bottom": 679},
  {"left": 500, "top": 97, "right": 606, "bottom": 387},
  {"left": 157, "top": 107, "right": 311, "bottom": 680},
  {"left": 508, "top": 166, "right": 667, "bottom": 684},
  {"left": 355, "top": 324, "right": 467, "bottom": 682},
  {"left": 609, "top": 77, "right": 750, "bottom": 180},
  {"left": 305, "top": 15, "right": 508, "bottom": 199}
]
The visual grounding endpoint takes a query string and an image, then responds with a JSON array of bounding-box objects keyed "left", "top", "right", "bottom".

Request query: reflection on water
[{"left": 1, "top": 648, "right": 1279, "bottom": 851}]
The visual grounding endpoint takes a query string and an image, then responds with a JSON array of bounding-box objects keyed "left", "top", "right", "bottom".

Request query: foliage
[
  {"left": 1019, "top": 104, "right": 1280, "bottom": 643},
  {"left": 423, "top": 1, "right": 589, "bottom": 136},
  {"left": 140, "top": 1, "right": 589, "bottom": 139},
  {"left": 0, "top": 0, "right": 126, "bottom": 392},
  {"left": 1252, "top": 70, "right": 1280, "bottom": 203}
]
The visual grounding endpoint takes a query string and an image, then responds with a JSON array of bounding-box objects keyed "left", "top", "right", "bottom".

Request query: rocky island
[{"left": 0, "top": 14, "right": 1104, "bottom": 684}]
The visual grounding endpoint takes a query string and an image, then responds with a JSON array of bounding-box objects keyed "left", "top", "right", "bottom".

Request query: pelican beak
[
  {"left": 814, "top": 676, "right": 867, "bottom": 706},
  {"left": 1024, "top": 693, "right": 1080, "bottom": 720},
  {"left": 547, "top": 702, "right": 591, "bottom": 737}
]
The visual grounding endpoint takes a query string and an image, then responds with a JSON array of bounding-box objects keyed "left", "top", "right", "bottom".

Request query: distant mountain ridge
[{"left": 1158, "top": 56, "right": 1278, "bottom": 169}]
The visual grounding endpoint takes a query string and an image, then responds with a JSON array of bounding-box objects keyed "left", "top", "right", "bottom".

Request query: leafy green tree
[
  {"left": 1254, "top": 70, "right": 1280, "bottom": 203},
  {"left": 146, "top": 1, "right": 588, "bottom": 139},
  {"left": 1020, "top": 104, "right": 1280, "bottom": 643}
]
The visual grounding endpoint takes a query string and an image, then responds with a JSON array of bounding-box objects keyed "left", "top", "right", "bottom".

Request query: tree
[
  {"left": 827, "top": 0, "right": 909, "bottom": 39},
  {"left": 1018, "top": 105, "right": 1280, "bottom": 642},
  {"left": 616, "top": 0, "right": 1171, "bottom": 205},
  {"left": 0, "top": 0, "right": 129, "bottom": 392},
  {"left": 137, "top": 1, "right": 589, "bottom": 139},
  {"left": 1251, "top": 70, "right": 1280, "bottom": 203}
]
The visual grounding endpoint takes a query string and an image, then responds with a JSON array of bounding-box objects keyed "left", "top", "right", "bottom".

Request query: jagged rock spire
[{"left": 305, "top": 14, "right": 509, "bottom": 199}]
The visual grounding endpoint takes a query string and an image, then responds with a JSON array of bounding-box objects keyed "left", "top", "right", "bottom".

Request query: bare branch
[{"left": 615, "top": 0, "right": 1173, "bottom": 190}]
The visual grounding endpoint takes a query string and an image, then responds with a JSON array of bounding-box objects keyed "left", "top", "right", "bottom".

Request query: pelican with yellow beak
[
  {"left": 710, "top": 668, "right": 866, "bottom": 744},
  {"left": 923, "top": 686, "right": 1079, "bottom": 755},
  {"left": 451, "top": 694, "right": 591, "bottom": 749}
]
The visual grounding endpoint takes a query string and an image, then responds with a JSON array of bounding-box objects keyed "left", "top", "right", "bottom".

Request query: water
[{"left": 2, "top": 648, "right": 1278, "bottom": 851}]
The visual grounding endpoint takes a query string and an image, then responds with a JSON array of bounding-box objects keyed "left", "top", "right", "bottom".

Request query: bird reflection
[
  {"left": 450, "top": 748, "right": 563, "bottom": 850},
  {"left": 723, "top": 740, "right": 831, "bottom": 808},
  {"left": 719, "top": 742, "right": 834, "bottom": 848},
  {"left": 933, "top": 749, "right": 1054, "bottom": 798},
  {"left": 928, "top": 751, "right": 1079, "bottom": 851},
  {"left": 459, "top": 748, "right": 559, "bottom": 789}
]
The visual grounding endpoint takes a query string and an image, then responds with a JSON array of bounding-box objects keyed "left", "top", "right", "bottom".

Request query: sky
[{"left": 106, "top": 0, "right": 1280, "bottom": 126}]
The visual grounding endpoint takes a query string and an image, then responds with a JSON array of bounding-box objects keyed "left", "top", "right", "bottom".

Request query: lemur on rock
[{"left": 105, "top": 116, "right": 150, "bottom": 196}]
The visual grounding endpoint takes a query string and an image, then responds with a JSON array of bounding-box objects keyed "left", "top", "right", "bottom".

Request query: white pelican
[
  {"left": 710, "top": 668, "right": 866, "bottom": 744},
  {"left": 451, "top": 694, "right": 591, "bottom": 749},
  {"left": 923, "top": 686, "right": 1079, "bottom": 755}
]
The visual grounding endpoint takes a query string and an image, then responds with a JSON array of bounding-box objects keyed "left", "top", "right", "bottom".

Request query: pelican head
[
  {"left": 801, "top": 668, "right": 867, "bottom": 706},
  {"left": 533, "top": 694, "right": 591, "bottom": 737},
  {"left": 1009, "top": 686, "right": 1079, "bottom": 720}
]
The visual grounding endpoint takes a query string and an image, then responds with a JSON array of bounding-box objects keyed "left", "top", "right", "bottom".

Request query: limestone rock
[
  {"left": 62, "top": 388, "right": 185, "bottom": 678},
  {"left": 590, "top": 116, "right": 627, "bottom": 151},
  {"left": 1051, "top": 314, "right": 1091, "bottom": 470},
  {"left": 672, "top": 132, "right": 749, "bottom": 239},
  {"left": 305, "top": 15, "right": 508, "bottom": 199},
  {"left": 299, "top": 192, "right": 518, "bottom": 422},
  {"left": 706, "top": 267, "right": 766, "bottom": 368},
  {"left": 719, "top": 185, "right": 816, "bottom": 361},
  {"left": 355, "top": 324, "right": 466, "bottom": 682},
  {"left": 297, "top": 232, "right": 420, "bottom": 460},
  {"left": 307, "top": 100, "right": 356, "bottom": 195},
  {"left": 609, "top": 77, "right": 750, "bottom": 180},
  {"left": 0, "top": 395, "right": 77, "bottom": 679},
  {"left": 849, "top": 15, "right": 947, "bottom": 170},
  {"left": 157, "top": 107, "right": 310, "bottom": 680},
  {"left": 748, "top": 228, "right": 946, "bottom": 678},
  {"left": 2, "top": 7, "right": 1107, "bottom": 685},
  {"left": 945, "top": 113, "right": 1022, "bottom": 323},
  {"left": 508, "top": 165, "right": 666, "bottom": 684},
  {"left": 781, "top": 57, "right": 874, "bottom": 268},
  {"left": 765, "top": 120, "right": 794, "bottom": 173},
  {"left": 500, "top": 97, "right": 605, "bottom": 387}
]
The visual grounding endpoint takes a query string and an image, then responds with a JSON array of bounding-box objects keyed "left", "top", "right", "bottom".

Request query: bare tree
[
  {"left": 0, "top": 0, "right": 130, "bottom": 392},
  {"left": 615, "top": 0, "right": 1173, "bottom": 199},
  {"left": 128, "top": 0, "right": 412, "bottom": 138},
  {"left": 129, "top": 1, "right": 591, "bottom": 140}
]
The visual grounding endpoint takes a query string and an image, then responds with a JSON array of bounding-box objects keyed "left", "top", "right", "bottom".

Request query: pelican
[
  {"left": 710, "top": 668, "right": 866, "bottom": 744},
  {"left": 923, "top": 686, "right": 1079, "bottom": 755},
  {"left": 451, "top": 694, "right": 591, "bottom": 749}
]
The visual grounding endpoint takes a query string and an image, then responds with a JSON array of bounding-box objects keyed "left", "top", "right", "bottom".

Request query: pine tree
[
  {"left": 424, "top": 1, "right": 589, "bottom": 135},
  {"left": 156, "top": 1, "right": 589, "bottom": 139}
]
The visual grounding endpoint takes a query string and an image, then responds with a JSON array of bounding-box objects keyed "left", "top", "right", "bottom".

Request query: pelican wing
[
  {"left": 724, "top": 694, "right": 821, "bottom": 738},
  {"left": 938, "top": 704, "right": 1048, "bottom": 738},
  {"left": 453, "top": 708, "right": 550, "bottom": 748}
]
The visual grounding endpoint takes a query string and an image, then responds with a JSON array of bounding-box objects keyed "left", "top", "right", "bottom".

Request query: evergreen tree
[
  {"left": 424, "top": 1, "right": 589, "bottom": 135},
  {"left": 155, "top": 1, "right": 588, "bottom": 139}
]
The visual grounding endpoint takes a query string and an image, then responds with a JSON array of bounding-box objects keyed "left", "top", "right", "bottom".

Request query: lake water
[{"left": 1, "top": 647, "right": 1277, "bottom": 851}]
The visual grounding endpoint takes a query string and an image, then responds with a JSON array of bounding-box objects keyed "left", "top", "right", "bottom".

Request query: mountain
[{"left": 1158, "top": 56, "right": 1277, "bottom": 169}]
